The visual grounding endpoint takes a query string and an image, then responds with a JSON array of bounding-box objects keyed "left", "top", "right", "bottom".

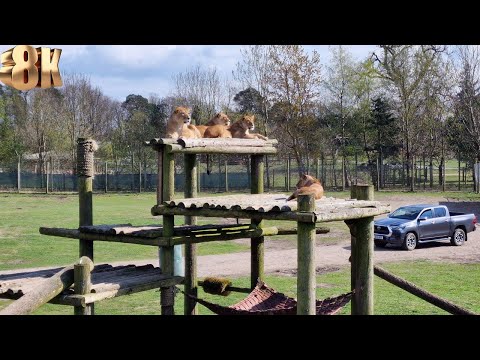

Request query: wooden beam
[
  {"left": 178, "top": 138, "right": 278, "bottom": 148},
  {"left": 297, "top": 194, "right": 316, "bottom": 315},
  {"left": 374, "top": 265, "right": 476, "bottom": 315},
  {"left": 166, "top": 144, "right": 277, "bottom": 155},
  {"left": 152, "top": 206, "right": 317, "bottom": 222},
  {"left": 0, "top": 265, "right": 74, "bottom": 315}
]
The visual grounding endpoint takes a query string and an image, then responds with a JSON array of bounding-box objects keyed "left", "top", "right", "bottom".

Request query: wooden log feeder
[{"left": 27, "top": 137, "right": 392, "bottom": 315}]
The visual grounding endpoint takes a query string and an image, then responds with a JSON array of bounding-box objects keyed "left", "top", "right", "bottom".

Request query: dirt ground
[{"left": 1, "top": 194, "right": 479, "bottom": 278}]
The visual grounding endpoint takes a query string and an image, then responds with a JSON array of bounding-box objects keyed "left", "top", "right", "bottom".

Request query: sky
[{"left": 0, "top": 45, "right": 377, "bottom": 101}]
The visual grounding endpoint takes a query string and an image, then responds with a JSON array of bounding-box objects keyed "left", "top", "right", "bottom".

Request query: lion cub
[
  {"left": 204, "top": 114, "right": 268, "bottom": 140},
  {"left": 286, "top": 174, "right": 324, "bottom": 201},
  {"left": 196, "top": 112, "right": 231, "bottom": 137},
  {"left": 165, "top": 107, "right": 201, "bottom": 139}
]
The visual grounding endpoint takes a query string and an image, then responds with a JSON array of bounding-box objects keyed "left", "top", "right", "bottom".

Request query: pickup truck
[{"left": 373, "top": 204, "right": 477, "bottom": 250}]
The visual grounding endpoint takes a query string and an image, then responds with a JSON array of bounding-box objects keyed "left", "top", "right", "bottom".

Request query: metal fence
[{"left": 0, "top": 155, "right": 476, "bottom": 193}]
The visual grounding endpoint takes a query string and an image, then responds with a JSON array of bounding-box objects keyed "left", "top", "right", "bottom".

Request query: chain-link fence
[{"left": 0, "top": 154, "right": 476, "bottom": 193}]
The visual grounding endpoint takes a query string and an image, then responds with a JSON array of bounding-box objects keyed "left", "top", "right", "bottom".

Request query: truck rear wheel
[
  {"left": 402, "top": 232, "right": 417, "bottom": 251},
  {"left": 451, "top": 228, "right": 466, "bottom": 246}
]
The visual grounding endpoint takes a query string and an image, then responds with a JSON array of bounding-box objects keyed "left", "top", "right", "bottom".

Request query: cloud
[
  {"left": 89, "top": 74, "right": 171, "bottom": 101},
  {"left": 95, "top": 45, "right": 177, "bottom": 68}
]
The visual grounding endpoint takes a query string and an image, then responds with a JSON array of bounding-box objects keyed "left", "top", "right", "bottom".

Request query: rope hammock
[{"left": 184, "top": 281, "right": 353, "bottom": 315}]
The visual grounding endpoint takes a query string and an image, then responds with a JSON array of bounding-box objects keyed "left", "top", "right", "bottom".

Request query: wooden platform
[
  {"left": 146, "top": 138, "right": 278, "bottom": 155},
  {"left": 39, "top": 222, "right": 330, "bottom": 247},
  {"left": 0, "top": 264, "right": 183, "bottom": 307},
  {"left": 152, "top": 194, "right": 391, "bottom": 222}
]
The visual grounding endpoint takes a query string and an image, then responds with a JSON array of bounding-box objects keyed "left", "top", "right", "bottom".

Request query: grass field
[
  {"left": 2, "top": 190, "right": 480, "bottom": 271},
  {"left": 1, "top": 261, "right": 478, "bottom": 315}
]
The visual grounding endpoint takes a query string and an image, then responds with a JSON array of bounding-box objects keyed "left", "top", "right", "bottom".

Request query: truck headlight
[{"left": 391, "top": 224, "right": 406, "bottom": 230}]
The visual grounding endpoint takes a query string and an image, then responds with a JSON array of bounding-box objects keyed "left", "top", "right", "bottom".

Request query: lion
[
  {"left": 165, "top": 106, "right": 201, "bottom": 139},
  {"left": 204, "top": 114, "right": 268, "bottom": 140},
  {"left": 196, "top": 112, "right": 231, "bottom": 137},
  {"left": 286, "top": 174, "right": 324, "bottom": 201}
]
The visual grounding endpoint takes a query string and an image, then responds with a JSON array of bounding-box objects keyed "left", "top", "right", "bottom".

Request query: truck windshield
[{"left": 389, "top": 207, "right": 423, "bottom": 220}]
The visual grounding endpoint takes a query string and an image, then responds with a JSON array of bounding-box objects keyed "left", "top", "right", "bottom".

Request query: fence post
[
  {"left": 225, "top": 159, "right": 228, "bottom": 192},
  {"left": 17, "top": 157, "right": 21, "bottom": 193},
  {"left": 139, "top": 160, "right": 142, "bottom": 193},
  {"left": 104, "top": 162, "right": 108, "bottom": 193},
  {"left": 46, "top": 161, "right": 50, "bottom": 194}
]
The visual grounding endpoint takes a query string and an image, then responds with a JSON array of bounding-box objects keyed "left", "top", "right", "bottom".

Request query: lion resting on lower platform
[{"left": 287, "top": 174, "right": 324, "bottom": 201}]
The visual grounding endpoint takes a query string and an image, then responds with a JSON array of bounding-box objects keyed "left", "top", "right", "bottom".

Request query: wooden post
[
  {"left": 104, "top": 161, "right": 108, "bottom": 193},
  {"left": 46, "top": 161, "right": 50, "bottom": 194},
  {"left": 17, "top": 157, "right": 21, "bottom": 193},
  {"left": 160, "top": 147, "right": 177, "bottom": 315},
  {"left": 348, "top": 184, "right": 374, "bottom": 315},
  {"left": 77, "top": 138, "right": 96, "bottom": 315},
  {"left": 74, "top": 256, "right": 94, "bottom": 315},
  {"left": 184, "top": 153, "right": 198, "bottom": 315},
  {"left": 250, "top": 155, "right": 264, "bottom": 289},
  {"left": 225, "top": 159, "right": 228, "bottom": 192},
  {"left": 297, "top": 194, "right": 316, "bottom": 315},
  {"left": 161, "top": 215, "right": 175, "bottom": 315},
  {"left": 156, "top": 146, "right": 164, "bottom": 205}
]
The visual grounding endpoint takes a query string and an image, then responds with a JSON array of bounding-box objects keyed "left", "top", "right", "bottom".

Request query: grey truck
[{"left": 373, "top": 204, "right": 477, "bottom": 250}]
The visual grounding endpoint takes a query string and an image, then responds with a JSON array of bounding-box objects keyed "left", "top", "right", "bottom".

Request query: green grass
[
  {"left": 1, "top": 261, "right": 477, "bottom": 315},
  {"left": 0, "top": 192, "right": 248, "bottom": 271}
]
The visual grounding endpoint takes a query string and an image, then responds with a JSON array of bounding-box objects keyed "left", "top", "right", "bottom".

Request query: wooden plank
[
  {"left": 40, "top": 227, "right": 170, "bottom": 247},
  {"left": 0, "top": 265, "right": 74, "bottom": 315},
  {"left": 152, "top": 205, "right": 387, "bottom": 223},
  {"left": 161, "top": 214, "right": 175, "bottom": 315},
  {"left": 74, "top": 257, "right": 93, "bottom": 315},
  {"left": 296, "top": 194, "right": 316, "bottom": 315},
  {"left": 52, "top": 276, "right": 183, "bottom": 306},
  {"left": 167, "top": 144, "right": 277, "bottom": 155}
]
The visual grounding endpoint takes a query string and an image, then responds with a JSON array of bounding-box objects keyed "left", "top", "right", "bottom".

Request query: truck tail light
[{"left": 474, "top": 216, "right": 477, "bottom": 225}]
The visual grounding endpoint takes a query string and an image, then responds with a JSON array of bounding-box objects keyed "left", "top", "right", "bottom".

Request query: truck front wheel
[
  {"left": 451, "top": 228, "right": 466, "bottom": 246},
  {"left": 402, "top": 232, "right": 417, "bottom": 251}
]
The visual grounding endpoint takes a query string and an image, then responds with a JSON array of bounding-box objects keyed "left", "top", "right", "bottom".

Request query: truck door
[
  {"left": 417, "top": 209, "right": 436, "bottom": 239},
  {"left": 433, "top": 207, "right": 451, "bottom": 238}
]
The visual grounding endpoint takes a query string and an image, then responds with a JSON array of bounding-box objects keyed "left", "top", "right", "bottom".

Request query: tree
[
  {"left": 171, "top": 64, "right": 221, "bottom": 123},
  {"left": 324, "top": 46, "right": 357, "bottom": 190},
  {"left": 267, "top": 45, "right": 322, "bottom": 175},
  {"left": 372, "top": 45, "right": 445, "bottom": 191}
]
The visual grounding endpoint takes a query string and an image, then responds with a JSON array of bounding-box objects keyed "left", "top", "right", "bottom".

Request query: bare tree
[{"left": 172, "top": 64, "right": 221, "bottom": 123}]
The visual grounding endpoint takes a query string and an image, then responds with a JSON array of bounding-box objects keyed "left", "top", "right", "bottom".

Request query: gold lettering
[
  {"left": 40, "top": 47, "right": 62, "bottom": 88},
  {"left": 11, "top": 45, "right": 39, "bottom": 91}
]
